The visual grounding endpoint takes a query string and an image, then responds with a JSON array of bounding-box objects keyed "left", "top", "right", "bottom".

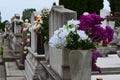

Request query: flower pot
[{"left": 69, "top": 50, "right": 92, "bottom": 80}]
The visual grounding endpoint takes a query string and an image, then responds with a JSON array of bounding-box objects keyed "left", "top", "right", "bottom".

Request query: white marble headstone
[{"left": 30, "top": 11, "right": 40, "bottom": 52}]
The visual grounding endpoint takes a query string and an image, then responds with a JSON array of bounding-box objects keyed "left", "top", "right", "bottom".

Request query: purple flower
[
  {"left": 89, "top": 25, "right": 107, "bottom": 42},
  {"left": 92, "top": 50, "right": 101, "bottom": 62},
  {"left": 79, "top": 13, "right": 104, "bottom": 32},
  {"left": 78, "top": 13, "right": 114, "bottom": 43},
  {"left": 105, "top": 26, "right": 114, "bottom": 42},
  {"left": 92, "top": 50, "right": 101, "bottom": 73},
  {"left": 92, "top": 64, "right": 101, "bottom": 73},
  {"left": 90, "top": 13, "right": 104, "bottom": 24}
]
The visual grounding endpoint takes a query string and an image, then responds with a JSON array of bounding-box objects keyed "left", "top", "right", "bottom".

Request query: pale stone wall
[{"left": 49, "top": 5, "right": 77, "bottom": 80}]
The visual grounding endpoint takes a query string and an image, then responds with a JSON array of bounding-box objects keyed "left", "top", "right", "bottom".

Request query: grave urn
[{"left": 69, "top": 49, "right": 92, "bottom": 80}]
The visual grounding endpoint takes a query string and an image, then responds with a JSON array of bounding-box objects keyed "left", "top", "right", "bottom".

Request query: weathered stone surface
[
  {"left": 5, "top": 62, "right": 24, "bottom": 77},
  {"left": 69, "top": 50, "right": 92, "bottom": 80},
  {"left": 30, "top": 11, "right": 40, "bottom": 52},
  {"left": 25, "top": 47, "right": 46, "bottom": 80},
  {"left": 49, "top": 5, "right": 77, "bottom": 80}
]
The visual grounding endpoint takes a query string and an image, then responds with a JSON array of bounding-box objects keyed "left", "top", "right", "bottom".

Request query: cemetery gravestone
[
  {"left": 25, "top": 11, "right": 46, "bottom": 80},
  {"left": 49, "top": 5, "right": 77, "bottom": 80},
  {"left": 11, "top": 14, "right": 23, "bottom": 57}
]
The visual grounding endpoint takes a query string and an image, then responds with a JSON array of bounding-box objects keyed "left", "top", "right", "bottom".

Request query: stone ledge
[
  {"left": 7, "top": 77, "right": 25, "bottom": 80},
  {"left": 28, "top": 47, "right": 45, "bottom": 59},
  {"left": 40, "top": 61, "right": 61, "bottom": 80}
]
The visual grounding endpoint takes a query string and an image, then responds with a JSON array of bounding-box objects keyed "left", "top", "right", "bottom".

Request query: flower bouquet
[
  {"left": 30, "top": 8, "right": 49, "bottom": 43},
  {"left": 49, "top": 13, "right": 114, "bottom": 50},
  {"left": 49, "top": 13, "right": 114, "bottom": 73}
]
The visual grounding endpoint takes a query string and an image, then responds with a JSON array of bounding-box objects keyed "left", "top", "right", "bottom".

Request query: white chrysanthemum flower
[
  {"left": 49, "top": 35, "right": 61, "bottom": 48},
  {"left": 58, "top": 29, "right": 68, "bottom": 38},
  {"left": 77, "top": 30, "right": 88, "bottom": 40},
  {"left": 49, "top": 19, "right": 92, "bottom": 49},
  {"left": 67, "top": 19, "right": 80, "bottom": 26},
  {"left": 68, "top": 27, "right": 76, "bottom": 32},
  {"left": 49, "top": 27, "right": 69, "bottom": 48}
]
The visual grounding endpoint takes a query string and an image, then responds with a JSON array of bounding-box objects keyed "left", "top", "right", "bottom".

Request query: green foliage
[
  {"left": 22, "top": 8, "right": 36, "bottom": 22},
  {"left": 0, "top": 20, "right": 9, "bottom": 32},
  {"left": 0, "top": 47, "right": 3, "bottom": 55},
  {"left": 66, "top": 31, "right": 97, "bottom": 50},
  {"left": 59, "top": 0, "right": 103, "bottom": 18},
  {"left": 87, "top": 0, "right": 103, "bottom": 14},
  {"left": 41, "top": 17, "right": 49, "bottom": 43},
  {"left": 66, "top": 31, "right": 80, "bottom": 49},
  {"left": 38, "top": 8, "right": 49, "bottom": 43},
  {"left": 59, "top": 0, "right": 87, "bottom": 18}
]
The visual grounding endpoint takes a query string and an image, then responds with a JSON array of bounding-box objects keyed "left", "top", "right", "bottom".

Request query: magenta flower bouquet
[
  {"left": 79, "top": 13, "right": 114, "bottom": 46},
  {"left": 78, "top": 13, "right": 114, "bottom": 73}
]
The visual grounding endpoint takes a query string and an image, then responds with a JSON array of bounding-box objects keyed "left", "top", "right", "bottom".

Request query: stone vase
[{"left": 69, "top": 50, "right": 92, "bottom": 80}]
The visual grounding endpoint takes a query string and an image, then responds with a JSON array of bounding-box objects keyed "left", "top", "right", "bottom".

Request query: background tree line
[{"left": 59, "top": 0, "right": 103, "bottom": 18}]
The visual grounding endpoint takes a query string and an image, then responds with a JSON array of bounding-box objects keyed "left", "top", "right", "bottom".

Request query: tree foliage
[
  {"left": 0, "top": 20, "right": 9, "bottom": 31},
  {"left": 59, "top": 0, "right": 103, "bottom": 18},
  {"left": 22, "top": 8, "right": 36, "bottom": 22},
  {"left": 87, "top": 0, "right": 103, "bottom": 14},
  {"left": 108, "top": 0, "right": 120, "bottom": 14}
]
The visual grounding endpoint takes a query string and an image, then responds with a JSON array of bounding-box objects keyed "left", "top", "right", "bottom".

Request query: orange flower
[
  {"left": 35, "top": 29, "right": 41, "bottom": 35},
  {"left": 36, "top": 15, "right": 41, "bottom": 22}
]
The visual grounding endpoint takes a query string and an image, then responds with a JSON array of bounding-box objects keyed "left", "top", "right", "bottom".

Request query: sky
[
  {"left": 0, "top": 0, "right": 59, "bottom": 22},
  {"left": 0, "top": 0, "right": 109, "bottom": 22}
]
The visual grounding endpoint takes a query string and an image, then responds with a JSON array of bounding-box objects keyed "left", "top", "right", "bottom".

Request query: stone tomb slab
[
  {"left": 91, "top": 74, "right": 120, "bottom": 80},
  {"left": 5, "top": 62, "right": 25, "bottom": 77},
  {"left": 92, "top": 54, "right": 120, "bottom": 74},
  {"left": 0, "top": 78, "right": 5, "bottom": 80}
]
